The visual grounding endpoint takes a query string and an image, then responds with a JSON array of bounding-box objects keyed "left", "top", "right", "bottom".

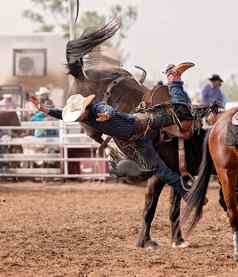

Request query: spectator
[
  {"left": 0, "top": 94, "right": 16, "bottom": 110},
  {"left": 31, "top": 111, "right": 58, "bottom": 137},
  {"left": 35, "top": 87, "right": 55, "bottom": 108},
  {"left": 24, "top": 93, "right": 37, "bottom": 120},
  {"left": 200, "top": 74, "right": 225, "bottom": 108},
  {"left": 31, "top": 111, "right": 47, "bottom": 137}
]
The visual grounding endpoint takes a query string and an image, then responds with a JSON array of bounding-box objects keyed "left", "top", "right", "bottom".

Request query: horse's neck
[
  {"left": 72, "top": 76, "right": 146, "bottom": 113},
  {"left": 70, "top": 79, "right": 105, "bottom": 100}
]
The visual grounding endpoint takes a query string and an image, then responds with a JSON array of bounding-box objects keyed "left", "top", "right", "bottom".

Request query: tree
[
  {"left": 222, "top": 74, "right": 238, "bottom": 102},
  {"left": 22, "top": 0, "right": 137, "bottom": 46}
]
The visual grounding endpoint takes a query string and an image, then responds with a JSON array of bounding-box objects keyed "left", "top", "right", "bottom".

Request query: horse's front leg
[
  {"left": 137, "top": 175, "right": 164, "bottom": 248},
  {"left": 169, "top": 187, "right": 189, "bottom": 248}
]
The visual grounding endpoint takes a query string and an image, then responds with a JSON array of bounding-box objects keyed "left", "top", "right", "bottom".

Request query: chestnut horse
[
  {"left": 181, "top": 107, "right": 238, "bottom": 261},
  {"left": 66, "top": 18, "right": 211, "bottom": 248}
]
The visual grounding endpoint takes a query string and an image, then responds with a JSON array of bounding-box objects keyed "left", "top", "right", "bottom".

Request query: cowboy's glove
[{"left": 96, "top": 113, "right": 111, "bottom": 122}]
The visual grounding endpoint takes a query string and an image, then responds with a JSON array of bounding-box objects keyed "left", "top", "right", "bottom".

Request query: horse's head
[{"left": 66, "top": 19, "right": 147, "bottom": 113}]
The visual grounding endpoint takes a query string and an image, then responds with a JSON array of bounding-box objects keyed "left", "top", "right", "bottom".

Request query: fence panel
[{"left": 0, "top": 111, "right": 109, "bottom": 180}]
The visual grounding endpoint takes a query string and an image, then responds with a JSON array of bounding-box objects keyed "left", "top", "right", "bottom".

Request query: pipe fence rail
[{"left": 0, "top": 109, "right": 109, "bottom": 180}]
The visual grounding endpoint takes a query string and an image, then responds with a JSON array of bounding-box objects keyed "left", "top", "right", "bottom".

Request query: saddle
[
  {"left": 143, "top": 85, "right": 194, "bottom": 177},
  {"left": 143, "top": 85, "right": 194, "bottom": 140}
]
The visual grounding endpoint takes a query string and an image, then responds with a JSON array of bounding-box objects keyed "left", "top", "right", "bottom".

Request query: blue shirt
[
  {"left": 201, "top": 83, "right": 225, "bottom": 107},
  {"left": 168, "top": 81, "right": 191, "bottom": 105},
  {"left": 86, "top": 102, "right": 137, "bottom": 140},
  {"left": 48, "top": 102, "right": 137, "bottom": 140}
]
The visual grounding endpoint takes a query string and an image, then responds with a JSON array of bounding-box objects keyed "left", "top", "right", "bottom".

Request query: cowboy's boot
[
  {"left": 165, "top": 62, "right": 195, "bottom": 81},
  {"left": 110, "top": 159, "right": 154, "bottom": 179}
]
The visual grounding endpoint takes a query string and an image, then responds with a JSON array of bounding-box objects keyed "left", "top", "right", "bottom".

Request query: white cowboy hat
[
  {"left": 35, "top": 87, "right": 50, "bottom": 96},
  {"left": 62, "top": 94, "right": 96, "bottom": 123}
]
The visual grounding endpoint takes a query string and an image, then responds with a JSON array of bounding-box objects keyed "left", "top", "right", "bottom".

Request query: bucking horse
[{"left": 65, "top": 18, "right": 215, "bottom": 248}]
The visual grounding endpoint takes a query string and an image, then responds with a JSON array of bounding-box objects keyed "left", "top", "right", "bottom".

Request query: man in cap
[{"left": 200, "top": 74, "right": 225, "bottom": 108}]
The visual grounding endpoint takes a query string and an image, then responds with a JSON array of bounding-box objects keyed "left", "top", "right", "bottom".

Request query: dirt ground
[{"left": 0, "top": 180, "right": 237, "bottom": 277}]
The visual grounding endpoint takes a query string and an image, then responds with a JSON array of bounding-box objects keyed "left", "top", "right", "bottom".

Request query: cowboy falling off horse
[
  {"left": 28, "top": 17, "right": 238, "bottom": 260},
  {"left": 30, "top": 62, "right": 194, "bottom": 202}
]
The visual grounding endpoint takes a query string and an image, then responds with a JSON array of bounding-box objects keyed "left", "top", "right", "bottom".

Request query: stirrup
[{"left": 180, "top": 174, "right": 194, "bottom": 192}]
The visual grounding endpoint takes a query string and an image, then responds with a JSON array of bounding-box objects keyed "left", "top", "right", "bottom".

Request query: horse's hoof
[
  {"left": 144, "top": 240, "right": 160, "bottom": 249},
  {"left": 136, "top": 240, "right": 145, "bottom": 248},
  {"left": 172, "top": 241, "right": 190, "bottom": 248},
  {"left": 232, "top": 254, "right": 238, "bottom": 262},
  {"left": 136, "top": 239, "right": 159, "bottom": 249}
]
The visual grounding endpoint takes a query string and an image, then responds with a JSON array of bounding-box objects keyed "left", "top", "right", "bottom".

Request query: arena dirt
[{"left": 0, "top": 181, "right": 237, "bottom": 277}]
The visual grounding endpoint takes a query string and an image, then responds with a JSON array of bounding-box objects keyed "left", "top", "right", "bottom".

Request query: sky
[{"left": 1, "top": 0, "right": 238, "bottom": 93}]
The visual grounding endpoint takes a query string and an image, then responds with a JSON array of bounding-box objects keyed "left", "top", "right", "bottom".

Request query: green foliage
[
  {"left": 109, "top": 4, "right": 137, "bottom": 47},
  {"left": 22, "top": 0, "right": 137, "bottom": 45},
  {"left": 222, "top": 74, "right": 238, "bottom": 102},
  {"left": 79, "top": 11, "right": 106, "bottom": 34}
]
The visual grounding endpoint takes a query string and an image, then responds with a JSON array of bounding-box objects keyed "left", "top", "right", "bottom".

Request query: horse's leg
[
  {"left": 169, "top": 187, "right": 189, "bottom": 248},
  {"left": 219, "top": 187, "right": 227, "bottom": 212},
  {"left": 137, "top": 175, "right": 164, "bottom": 248},
  {"left": 218, "top": 168, "right": 238, "bottom": 261}
]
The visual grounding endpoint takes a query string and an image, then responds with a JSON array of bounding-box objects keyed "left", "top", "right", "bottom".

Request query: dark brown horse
[
  {"left": 66, "top": 19, "right": 209, "bottom": 248},
  {"left": 181, "top": 107, "right": 238, "bottom": 260}
]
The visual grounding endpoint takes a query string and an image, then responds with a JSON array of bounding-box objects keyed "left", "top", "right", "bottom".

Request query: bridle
[
  {"left": 103, "top": 76, "right": 128, "bottom": 104},
  {"left": 102, "top": 75, "right": 136, "bottom": 105}
]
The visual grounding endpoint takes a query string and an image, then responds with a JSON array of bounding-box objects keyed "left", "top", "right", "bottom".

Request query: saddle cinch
[{"left": 142, "top": 85, "right": 194, "bottom": 140}]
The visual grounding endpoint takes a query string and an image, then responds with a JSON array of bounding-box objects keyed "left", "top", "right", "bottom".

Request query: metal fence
[{"left": 0, "top": 110, "right": 109, "bottom": 180}]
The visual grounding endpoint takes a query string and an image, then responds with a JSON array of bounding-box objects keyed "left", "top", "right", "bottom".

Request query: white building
[{"left": 0, "top": 33, "right": 68, "bottom": 106}]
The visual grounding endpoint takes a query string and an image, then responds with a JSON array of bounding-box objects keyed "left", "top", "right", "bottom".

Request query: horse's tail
[
  {"left": 66, "top": 18, "right": 120, "bottom": 79},
  {"left": 181, "top": 129, "right": 213, "bottom": 233}
]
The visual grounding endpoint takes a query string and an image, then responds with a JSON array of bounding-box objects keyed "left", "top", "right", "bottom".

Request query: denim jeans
[{"left": 132, "top": 137, "right": 186, "bottom": 196}]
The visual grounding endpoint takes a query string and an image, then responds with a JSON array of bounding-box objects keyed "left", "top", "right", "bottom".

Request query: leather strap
[
  {"left": 178, "top": 138, "right": 189, "bottom": 177},
  {"left": 103, "top": 76, "right": 130, "bottom": 104}
]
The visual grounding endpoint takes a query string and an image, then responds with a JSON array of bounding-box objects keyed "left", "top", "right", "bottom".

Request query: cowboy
[
  {"left": 35, "top": 87, "right": 55, "bottom": 108},
  {"left": 30, "top": 62, "right": 194, "bottom": 200},
  {"left": 200, "top": 74, "right": 225, "bottom": 108}
]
